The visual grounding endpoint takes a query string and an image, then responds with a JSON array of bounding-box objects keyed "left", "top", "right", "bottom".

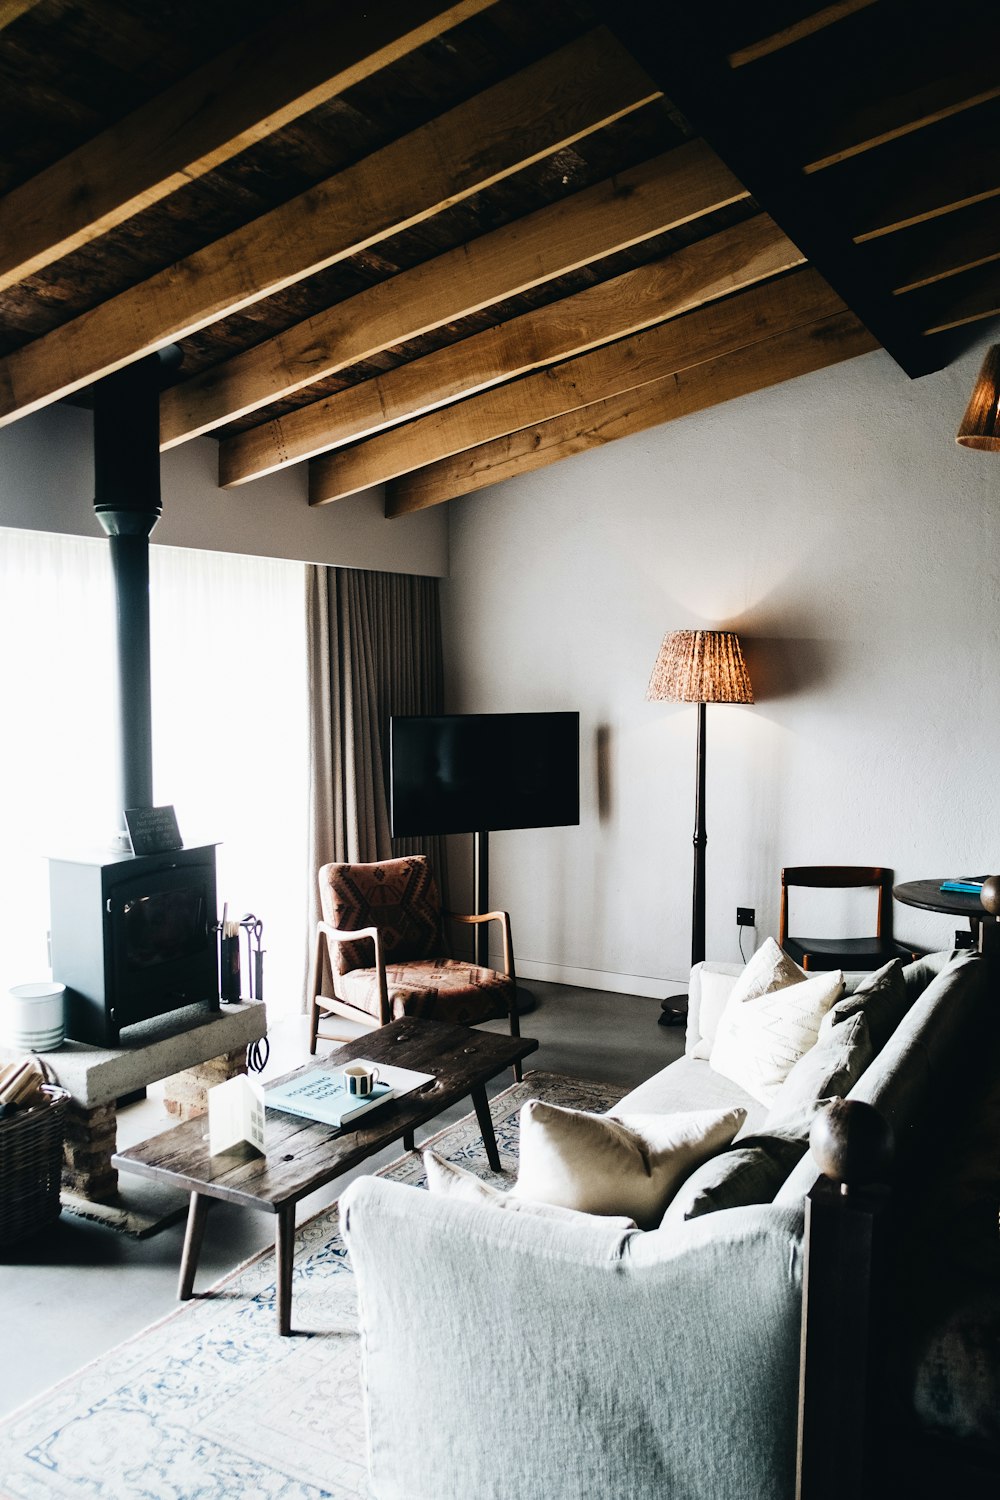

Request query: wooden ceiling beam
[
  {"left": 884, "top": 198, "right": 1000, "bottom": 294},
  {"left": 0, "top": 0, "right": 499, "bottom": 294},
  {"left": 850, "top": 130, "right": 1000, "bottom": 242},
  {"left": 385, "top": 310, "right": 878, "bottom": 513},
  {"left": 310, "top": 266, "right": 841, "bottom": 505},
  {"left": 803, "top": 53, "right": 1000, "bottom": 174},
  {"left": 595, "top": 0, "right": 938, "bottom": 376},
  {"left": 0, "top": 28, "right": 658, "bottom": 428},
  {"left": 163, "top": 142, "right": 743, "bottom": 448},
  {"left": 909, "top": 260, "right": 1000, "bottom": 335},
  {"left": 221, "top": 214, "right": 801, "bottom": 486},
  {"left": 727, "top": 1, "right": 877, "bottom": 69},
  {"left": 0, "top": 0, "right": 42, "bottom": 29}
]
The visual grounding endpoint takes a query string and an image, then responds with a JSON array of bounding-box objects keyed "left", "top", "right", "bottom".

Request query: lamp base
[{"left": 658, "top": 995, "right": 687, "bottom": 1028}]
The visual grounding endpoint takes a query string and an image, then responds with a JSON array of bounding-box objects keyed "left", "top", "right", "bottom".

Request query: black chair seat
[{"left": 783, "top": 935, "right": 917, "bottom": 972}]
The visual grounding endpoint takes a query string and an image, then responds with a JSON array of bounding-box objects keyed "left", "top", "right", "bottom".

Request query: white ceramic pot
[{"left": 3, "top": 982, "right": 66, "bottom": 1053}]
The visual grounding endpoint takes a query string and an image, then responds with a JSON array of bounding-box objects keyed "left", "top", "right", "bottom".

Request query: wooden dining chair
[
  {"left": 309, "top": 854, "right": 523, "bottom": 1079},
  {"left": 779, "top": 865, "right": 921, "bottom": 972}
]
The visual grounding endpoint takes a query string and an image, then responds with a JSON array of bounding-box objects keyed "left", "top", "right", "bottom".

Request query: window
[{"left": 0, "top": 527, "right": 309, "bottom": 1017}]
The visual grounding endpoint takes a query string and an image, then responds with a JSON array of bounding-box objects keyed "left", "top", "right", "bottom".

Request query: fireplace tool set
[{"left": 219, "top": 906, "right": 269, "bottom": 1072}]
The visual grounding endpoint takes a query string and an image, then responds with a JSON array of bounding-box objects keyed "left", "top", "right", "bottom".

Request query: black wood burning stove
[
  {"left": 47, "top": 351, "right": 223, "bottom": 1047},
  {"left": 49, "top": 845, "right": 220, "bottom": 1046}
]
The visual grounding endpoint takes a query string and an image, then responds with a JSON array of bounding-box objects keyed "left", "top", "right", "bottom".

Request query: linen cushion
[
  {"left": 819, "top": 958, "right": 909, "bottom": 1054},
  {"left": 511, "top": 1100, "right": 746, "bottom": 1230},
  {"left": 611, "top": 1053, "right": 765, "bottom": 1132},
  {"left": 710, "top": 968, "right": 844, "bottom": 1106},
  {"left": 766, "top": 1011, "right": 873, "bottom": 1126},
  {"left": 423, "top": 1151, "right": 638, "bottom": 1229},
  {"left": 319, "top": 855, "right": 443, "bottom": 974},
  {"left": 729, "top": 937, "right": 807, "bottom": 1005},
  {"left": 336, "top": 957, "right": 512, "bottom": 1025},
  {"left": 689, "top": 969, "right": 741, "bottom": 1060},
  {"left": 660, "top": 1131, "right": 807, "bottom": 1226}
]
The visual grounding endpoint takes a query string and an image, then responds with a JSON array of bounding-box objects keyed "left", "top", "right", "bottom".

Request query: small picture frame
[{"left": 124, "top": 805, "right": 183, "bottom": 856}]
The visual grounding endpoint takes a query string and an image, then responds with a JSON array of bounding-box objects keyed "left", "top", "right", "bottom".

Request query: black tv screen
[{"left": 390, "top": 712, "right": 580, "bottom": 837}]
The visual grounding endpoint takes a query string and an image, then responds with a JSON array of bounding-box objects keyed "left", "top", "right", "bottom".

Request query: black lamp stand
[{"left": 659, "top": 699, "right": 707, "bottom": 1025}]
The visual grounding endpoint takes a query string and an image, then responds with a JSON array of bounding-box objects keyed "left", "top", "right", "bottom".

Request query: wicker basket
[{"left": 0, "top": 1083, "right": 69, "bottom": 1248}]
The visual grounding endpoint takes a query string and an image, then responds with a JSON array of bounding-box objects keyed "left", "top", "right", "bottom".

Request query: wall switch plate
[
  {"left": 737, "top": 907, "right": 756, "bottom": 927},
  {"left": 955, "top": 929, "right": 976, "bottom": 950}
]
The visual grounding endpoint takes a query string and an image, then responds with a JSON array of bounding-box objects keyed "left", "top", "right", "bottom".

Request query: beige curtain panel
[{"left": 305, "top": 566, "right": 445, "bottom": 1001}]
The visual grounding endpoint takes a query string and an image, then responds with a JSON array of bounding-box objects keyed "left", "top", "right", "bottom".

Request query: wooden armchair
[{"left": 309, "top": 855, "right": 522, "bottom": 1079}]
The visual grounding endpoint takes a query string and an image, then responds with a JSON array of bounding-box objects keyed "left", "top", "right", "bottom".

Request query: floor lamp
[{"left": 647, "top": 629, "right": 754, "bottom": 1026}]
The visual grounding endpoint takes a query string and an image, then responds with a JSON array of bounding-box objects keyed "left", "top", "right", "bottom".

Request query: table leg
[
  {"left": 403, "top": 1129, "right": 415, "bottom": 1152},
  {"left": 471, "top": 1083, "right": 501, "bottom": 1173},
  {"left": 275, "top": 1206, "right": 296, "bottom": 1336},
  {"left": 178, "top": 1192, "right": 210, "bottom": 1301}
]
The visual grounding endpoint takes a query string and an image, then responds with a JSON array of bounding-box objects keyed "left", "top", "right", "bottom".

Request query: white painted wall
[
  {"left": 0, "top": 403, "right": 447, "bottom": 576},
  {"left": 441, "top": 332, "right": 1000, "bottom": 993}
]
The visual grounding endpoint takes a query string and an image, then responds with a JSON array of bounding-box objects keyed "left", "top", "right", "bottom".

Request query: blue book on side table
[{"left": 939, "top": 877, "right": 986, "bottom": 895}]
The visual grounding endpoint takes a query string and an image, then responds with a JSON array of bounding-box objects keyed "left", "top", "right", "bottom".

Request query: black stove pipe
[{"left": 93, "top": 355, "right": 164, "bottom": 840}]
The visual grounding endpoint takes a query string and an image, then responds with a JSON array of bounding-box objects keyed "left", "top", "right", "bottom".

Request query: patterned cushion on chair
[
  {"left": 319, "top": 856, "right": 444, "bottom": 975},
  {"left": 337, "top": 959, "right": 514, "bottom": 1026}
]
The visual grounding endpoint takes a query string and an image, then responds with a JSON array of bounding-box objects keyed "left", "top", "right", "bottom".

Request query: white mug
[{"left": 343, "top": 1062, "right": 380, "bottom": 1097}]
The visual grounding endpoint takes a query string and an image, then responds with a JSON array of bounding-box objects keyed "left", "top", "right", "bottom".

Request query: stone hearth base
[{"left": 1, "top": 1001, "right": 267, "bottom": 1232}]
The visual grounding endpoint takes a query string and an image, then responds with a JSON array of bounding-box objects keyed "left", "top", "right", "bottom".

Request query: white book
[{"left": 207, "top": 1074, "right": 266, "bottom": 1156}]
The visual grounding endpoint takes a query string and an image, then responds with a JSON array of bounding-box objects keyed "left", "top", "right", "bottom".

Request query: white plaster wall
[
  {"left": 441, "top": 332, "right": 1000, "bottom": 993},
  {"left": 0, "top": 404, "right": 447, "bottom": 576}
]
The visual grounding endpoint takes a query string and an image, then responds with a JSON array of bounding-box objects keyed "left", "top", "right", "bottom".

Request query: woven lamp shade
[
  {"left": 956, "top": 345, "right": 1000, "bottom": 450},
  {"left": 646, "top": 629, "right": 753, "bottom": 704}
]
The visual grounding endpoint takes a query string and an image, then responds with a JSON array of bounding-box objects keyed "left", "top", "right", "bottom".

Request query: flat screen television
[{"left": 390, "top": 712, "right": 580, "bottom": 837}]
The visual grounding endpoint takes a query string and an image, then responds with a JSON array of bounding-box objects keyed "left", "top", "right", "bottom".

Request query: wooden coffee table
[{"left": 114, "top": 1017, "right": 537, "bottom": 1334}]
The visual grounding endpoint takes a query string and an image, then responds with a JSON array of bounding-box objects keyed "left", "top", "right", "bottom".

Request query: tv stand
[{"left": 472, "top": 830, "right": 537, "bottom": 1015}]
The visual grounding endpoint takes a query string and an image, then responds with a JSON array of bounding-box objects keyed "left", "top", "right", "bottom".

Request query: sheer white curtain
[
  {"left": 0, "top": 529, "right": 117, "bottom": 987},
  {"left": 149, "top": 544, "right": 308, "bottom": 1014},
  {"left": 0, "top": 527, "right": 309, "bottom": 1017}
]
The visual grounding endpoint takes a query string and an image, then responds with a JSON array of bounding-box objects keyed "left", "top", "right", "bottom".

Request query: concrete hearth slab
[{"left": 0, "top": 1001, "right": 267, "bottom": 1107}]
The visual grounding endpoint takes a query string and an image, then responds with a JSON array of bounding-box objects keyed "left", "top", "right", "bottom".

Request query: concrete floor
[{"left": 0, "top": 981, "right": 682, "bottom": 1417}]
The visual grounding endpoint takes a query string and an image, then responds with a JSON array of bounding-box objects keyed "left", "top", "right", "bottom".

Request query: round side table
[{"left": 893, "top": 879, "right": 1000, "bottom": 957}]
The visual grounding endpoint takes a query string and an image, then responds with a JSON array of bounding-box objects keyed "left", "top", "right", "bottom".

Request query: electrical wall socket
[{"left": 737, "top": 907, "right": 756, "bottom": 927}]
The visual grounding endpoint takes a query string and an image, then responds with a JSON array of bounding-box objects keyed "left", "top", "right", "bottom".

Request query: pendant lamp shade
[
  {"left": 646, "top": 629, "right": 753, "bottom": 705},
  {"left": 956, "top": 345, "right": 1000, "bottom": 451}
]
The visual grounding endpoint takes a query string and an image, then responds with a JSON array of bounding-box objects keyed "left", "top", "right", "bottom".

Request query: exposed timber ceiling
[{"left": 0, "top": 0, "right": 997, "bottom": 517}]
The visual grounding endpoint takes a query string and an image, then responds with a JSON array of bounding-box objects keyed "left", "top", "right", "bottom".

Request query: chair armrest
[
  {"left": 342, "top": 1176, "right": 804, "bottom": 1500},
  {"left": 445, "top": 909, "right": 514, "bottom": 979},
  {"left": 314, "top": 920, "right": 390, "bottom": 1025}
]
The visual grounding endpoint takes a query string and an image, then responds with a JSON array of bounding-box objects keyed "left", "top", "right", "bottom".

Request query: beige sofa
[{"left": 342, "top": 948, "right": 988, "bottom": 1500}]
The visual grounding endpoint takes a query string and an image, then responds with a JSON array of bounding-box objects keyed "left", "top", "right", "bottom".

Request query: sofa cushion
[
  {"left": 423, "top": 1151, "right": 638, "bottom": 1229},
  {"left": 511, "top": 1101, "right": 746, "bottom": 1230},
  {"left": 611, "top": 1053, "right": 766, "bottom": 1130},
  {"left": 660, "top": 1132, "right": 807, "bottom": 1226},
  {"left": 819, "top": 958, "right": 909, "bottom": 1054},
  {"left": 688, "top": 968, "right": 741, "bottom": 1060},
  {"left": 710, "top": 968, "right": 844, "bottom": 1106},
  {"left": 766, "top": 1012, "right": 873, "bottom": 1126},
  {"left": 720, "top": 938, "right": 806, "bottom": 1011}
]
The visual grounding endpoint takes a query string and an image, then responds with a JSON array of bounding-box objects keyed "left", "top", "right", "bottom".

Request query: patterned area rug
[{"left": 0, "top": 1070, "right": 623, "bottom": 1500}]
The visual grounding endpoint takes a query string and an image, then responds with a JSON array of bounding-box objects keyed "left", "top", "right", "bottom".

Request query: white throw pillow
[
  {"left": 709, "top": 968, "right": 844, "bottom": 1106},
  {"left": 689, "top": 970, "right": 740, "bottom": 1059},
  {"left": 511, "top": 1101, "right": 746, "bottom": 1230},
  {"left": 731, "top": 937, "right": 807, "bottom": 1004}
]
